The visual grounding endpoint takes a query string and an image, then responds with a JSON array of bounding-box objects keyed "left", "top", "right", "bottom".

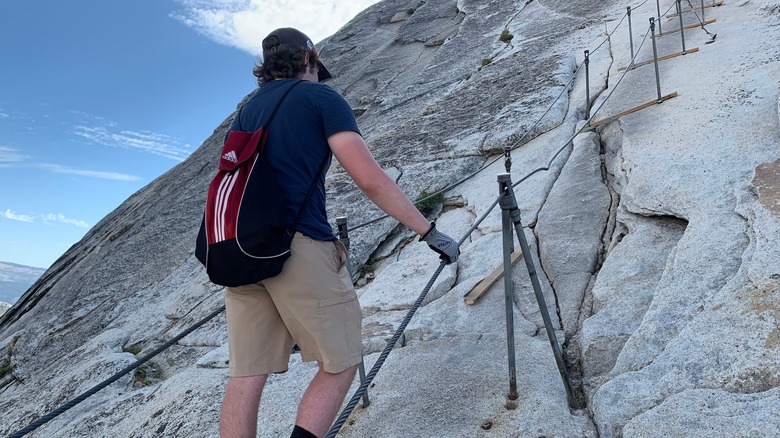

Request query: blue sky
[{"left": 0, "top": 0, "right": 378, "bottom": 269}]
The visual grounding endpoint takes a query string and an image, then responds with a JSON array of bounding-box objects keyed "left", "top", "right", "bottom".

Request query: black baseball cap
[{"left": 262, "top": 27, "right": 333, "bottom": 82}]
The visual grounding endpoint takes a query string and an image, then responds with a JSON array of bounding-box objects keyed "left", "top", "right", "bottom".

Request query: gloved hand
[{"left": 419, "top": 222, "right": 460, "bottom": 264}]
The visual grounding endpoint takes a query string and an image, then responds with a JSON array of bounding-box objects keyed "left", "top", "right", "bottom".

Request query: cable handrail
[
  {"left": 344, "top": 0, "right": 666, "bottom": 235},
  {"left": 661, "top": 0, "right": 681, "bottom": 18},
  {"left": 345, "top": 58, "right": 586, "bottom": 233},
  {"left": 514, "top": 25, "right": 653, "bottom": 190},
  {"left": 8, "top": 1, "right": 707, "bottom": 436},
  {"left": 328, "top": 17, "right": 658, "bottom": 438},
  {"left": 591, "top": 10, "right": 629, "bottom": 56},
  {"left": 684, "top": 0, "right": 718, "bottom": 39},
  {"left": 325, "top": 262, "right": 447, "bottom": 437},
  {"left": 6, "top": 305, "right": 226, "bottom": 438}
]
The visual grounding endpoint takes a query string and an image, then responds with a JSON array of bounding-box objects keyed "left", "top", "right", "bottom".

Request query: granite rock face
[{"left": 2, "top": 0, "right": 780, "bottom": 437}]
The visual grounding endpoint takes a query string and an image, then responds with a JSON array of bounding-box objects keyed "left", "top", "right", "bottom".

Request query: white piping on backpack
[
  {"left": 234, "top": 155, "right": 289, "bottom": 260},
  {"left": 214, "top": 170, "right": 239, "bottom": 242}
]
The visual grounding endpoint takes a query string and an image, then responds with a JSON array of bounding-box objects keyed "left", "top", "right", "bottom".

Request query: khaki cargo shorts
[{"left": 224, "top": 233, "right": 362, "bottom": 376}]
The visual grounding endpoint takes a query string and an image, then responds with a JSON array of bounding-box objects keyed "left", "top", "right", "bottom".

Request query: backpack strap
[
  {"left": 246, "top": 79, "right": 325, "bottom": 234},
  {"left": 290, "top": 150, "right": 330, "bottom": 231},
  {"left": 235, "top": 80, "right": 303, "bottom": 132},
  {"left": 265, "top": 80, "right": 303, "bottom": 127}
]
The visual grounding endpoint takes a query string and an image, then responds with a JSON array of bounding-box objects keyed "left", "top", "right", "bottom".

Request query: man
[{"left": 219, "top": 28, "right": 460, "bottom": 438}]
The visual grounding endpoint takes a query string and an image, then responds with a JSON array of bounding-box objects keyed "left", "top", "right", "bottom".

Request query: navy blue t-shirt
[{"left": 227, "top": 79, "right": 360, "bottom": 241}]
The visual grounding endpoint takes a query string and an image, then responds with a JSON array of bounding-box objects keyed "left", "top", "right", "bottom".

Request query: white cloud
[
  {"left": 41, "top": 213, "right": 90, "bottom": 229},
  {"left": 171, "top": 0, "right": 381, "bottom": 56},
  {"left": 36, "top": 163, "right": 141, "bottom": 182},
  {"left": 0, "top": 147, "right": 140, "bottom": 180},
  {"left": 73, "top": 125, "right": 193, "bottom": 162},
  {"left": 2, "top": 209, "right": 35, "bottom": 223},
  {"left": 0, "top": 146, "right": 27, "bottom": 164},
  {"left": 69, "top": 110, "right": 117, "bottom": 127},
  {"left": 1, "top": 209, "right": 90, "bottom": 229}
]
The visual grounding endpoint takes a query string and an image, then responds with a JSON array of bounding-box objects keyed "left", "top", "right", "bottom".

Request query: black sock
[{"left": 290, "top": 424, "right": 318, "bottom": 438}]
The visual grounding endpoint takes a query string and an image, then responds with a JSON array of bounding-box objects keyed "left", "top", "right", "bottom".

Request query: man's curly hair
[{"left": 253, "top": 36, "right": 321, "bottom": 85}]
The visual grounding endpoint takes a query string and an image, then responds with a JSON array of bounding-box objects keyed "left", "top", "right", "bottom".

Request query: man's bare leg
[
  {"left": 295, "top": 364, "right": 358, "bottom": 437},
  {"left": 220, "top": 374, "right": 268, "bottom": 438}
]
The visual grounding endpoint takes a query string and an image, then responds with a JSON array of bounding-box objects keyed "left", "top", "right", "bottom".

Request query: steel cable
[
  {"left": 661, "top": 0, "right": 681, "bottom": 18},
  {"left": 8, "top": 5, "right": 671, "bottom": 438},
  {"left": 329, "top": 23, "right": 655, "bottom": 438},
  {"left": 7, "top": 305, "right": 226, "bottom": 438},
  {"left": 345, "top": 58, "right": 584, "bottom": 233},
  {"left": 345, "top": 1, "right": 664, "bottom": 234},
  {"left": 513, "top": 25, "right": 652, "bottom": 190},
  {"left": 350, "top": 10, "right": 656, "bottom": 233},
  {"left": 590, "top": 11, "right": 628, "bottom": 56},
  {"left": 326, "top": 263, "right": 446, "bottom": 438},
  {"left": 685, "top": 0, "right": 718, "bottom": 39},
  {"left": 589, "top": 0, "right": 649, "bottom": 56}
]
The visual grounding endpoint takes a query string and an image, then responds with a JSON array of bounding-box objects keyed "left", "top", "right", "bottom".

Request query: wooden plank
[
  {"left": 658, "top": 19, "right": 717, "bottom": 36},
  {"left": 463, "top": 248, "right": 523, "bottom": 305},
  {"left": 588, "top": 92, "right": 678, "bottom": 128},
  {"left": 620, "top": 47, "right": 700, "bottom": 71}
]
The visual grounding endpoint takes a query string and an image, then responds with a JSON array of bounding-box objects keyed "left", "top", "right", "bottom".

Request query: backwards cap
[{"left": 262, "top": 28, "right": 332, "bottom": 82}]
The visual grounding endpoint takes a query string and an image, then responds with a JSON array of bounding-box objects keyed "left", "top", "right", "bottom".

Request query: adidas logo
[{"left": 222, "top": 151, "right": 238, "bottom": 163}]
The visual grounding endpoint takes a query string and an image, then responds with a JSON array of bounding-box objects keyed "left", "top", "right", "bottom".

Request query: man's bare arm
[{"left": 328, "top": 131, "right": 431, "bottom": 236}]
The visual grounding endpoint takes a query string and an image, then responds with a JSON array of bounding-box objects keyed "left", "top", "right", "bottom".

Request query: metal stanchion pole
[
  {"left": 627, "top": 6, "right": 635, "bottom": 67},
  {"left": 336, "top": 216, "right": 370, "bottom": 409},
  {"left": 702, "top": 0, "right": 706, "bottom": 21},
  {"left": 336, "top": 217, "right": 352, "bottom": 274},
  {"left": 584, "top": 50, "right": 591, "bottom": 121},
  {"left": 656, "top": 0, "right": 663, "bottom": 34},
  {"left": 650, "top": 18, "right": 664, "bottom": 103},
  {"left": 497, "top": 178, "right": 519, "bottom": 401},
  {"left": 497, "top": 174, "right": 578, "bottom": 409},
  {"left": 677, "top": 0, "right": 688, "bottom": 54}
]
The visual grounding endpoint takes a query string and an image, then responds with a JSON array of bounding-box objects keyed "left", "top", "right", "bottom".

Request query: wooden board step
[
  {"left": 588, "top": 92, "right": 678, "bottom": 128},
  {"left": 464, "top": 248, "right": 523, "bottom": 305}
]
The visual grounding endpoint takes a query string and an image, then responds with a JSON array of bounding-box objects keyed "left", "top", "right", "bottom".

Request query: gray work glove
[{"left": 419, "top": 222, "right": 460, "bottom": 264}]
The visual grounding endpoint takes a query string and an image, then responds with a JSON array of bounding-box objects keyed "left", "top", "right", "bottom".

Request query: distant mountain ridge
[{"left": 0, "top": 261, "right": 45, "bottom": 305}]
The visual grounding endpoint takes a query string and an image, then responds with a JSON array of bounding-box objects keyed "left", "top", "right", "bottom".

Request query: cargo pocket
[{"left": 317, "top": 292, "right": 361, "bottom": 362}]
